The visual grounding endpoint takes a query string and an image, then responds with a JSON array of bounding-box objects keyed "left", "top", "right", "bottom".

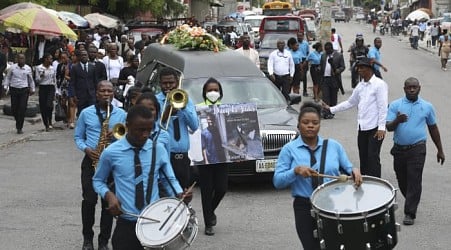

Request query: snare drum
[
  {"left": 136, "top": 198, "right": 198, "bottom": 250},
  {"left": 311, "top": 176, "right": 400, "bottom": 250}
]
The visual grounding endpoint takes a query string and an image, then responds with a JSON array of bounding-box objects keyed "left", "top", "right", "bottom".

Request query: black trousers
[
  {"left": 321, "top": 77, "right": 338, "bottom": 107},
  {"left": 38, "top": 85, "right": 55, "bottom": 127},
  {"left": 112, "top": 218, "right": 144, "bottom": 250},
  {"left": 170, "top": 153, "right": 191, "bottom": 189},
  {"left": 10, "top": 87, "right": 30, "bottom": 130},
  {"left": 198, "top": 164, "right": 228, "bottom": 227},
  {"left": 81, "top": 155, "right": 113, "bottom": 245},
  {"left": 273, "top": 74, "right": 291, "bottom": 102},
  {"left": 357, "top": 127, "right": 383, "bottom": 177},
  {"left": 391, "top": 143, "right": 426, "bottom": 218},
  {"left": 293, "top": 197, "right": 320, "bottom": 250}
]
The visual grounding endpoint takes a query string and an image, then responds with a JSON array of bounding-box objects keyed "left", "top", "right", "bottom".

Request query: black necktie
[
  {"left": 309, "top": 147, "right": 320, "bottom": 189},
  {"left": 173, "top": 117, "right": 180, "bottom": 141},
  {"left": 134, "top": 147, "right": 144, "bottom": 210}
]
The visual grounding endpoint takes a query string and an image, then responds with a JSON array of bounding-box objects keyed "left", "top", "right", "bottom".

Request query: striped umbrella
[{"left": 0, "top": 8, "right": 77, "bottom": 40}]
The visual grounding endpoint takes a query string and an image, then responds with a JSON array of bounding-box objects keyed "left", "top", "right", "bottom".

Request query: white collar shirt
[
  {"left": 267, "top": 49, "right": 295, "bottom": 77},
  {"left": 3, "top": 63, "right": 35, "bottom": 91},
  {"left": 330, "top": 74, "right": 388, "bottom": 131},
  {"left": 235, "top": 47, "right": 260, "bottom": 68},
  {"left": 35, "top": 64, "right": 56, "bottom": 86}
]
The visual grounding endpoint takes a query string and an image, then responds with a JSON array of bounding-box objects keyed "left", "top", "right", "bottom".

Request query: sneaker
[
  {"left": 403, "top": 215, "right": 415, "bottom": 225},
  {"left": 69, "top": 123, "right": 75, "bottom": 129},
  {"left": 17, "top": 129, "right": 23, "bottom": 134},
  {"left": 205, "top": 226, "right": 215, "bottom": 236}
]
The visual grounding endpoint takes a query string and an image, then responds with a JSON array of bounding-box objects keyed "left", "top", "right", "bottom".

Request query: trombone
[{"left": 160, "top": 72, "right": 188, "bottom": 130}]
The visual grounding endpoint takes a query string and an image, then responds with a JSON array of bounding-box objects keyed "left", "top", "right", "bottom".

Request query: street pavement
[{"left": 1, "top": 21, "right": 451, "bottom": 250}]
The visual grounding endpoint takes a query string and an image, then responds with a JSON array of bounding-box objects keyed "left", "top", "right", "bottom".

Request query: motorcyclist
[{"left": 349, "top": 34, "right": 369, "bottom": 88}]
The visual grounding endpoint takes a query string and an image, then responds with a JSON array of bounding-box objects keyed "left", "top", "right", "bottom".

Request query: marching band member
[
  {"left": 74, "top": 80, "right": 127, "bottom": 250},
  {"left": 93, "top": 105, "right": 192, "bottom": 250},
  {"left": 273, "top": 102, "right": 362, "bottom": 250}
]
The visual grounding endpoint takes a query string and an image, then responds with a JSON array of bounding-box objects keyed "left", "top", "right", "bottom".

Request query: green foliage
[{"left": 0, "top": 0, "right": 59, "bottom": 9}]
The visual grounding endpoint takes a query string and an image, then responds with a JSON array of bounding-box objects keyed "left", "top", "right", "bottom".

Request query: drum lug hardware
[
  {"left": 396, "top": 222, "right": 401, "bottom": 232},
  {"left": 340, "top": 244, "right": 345, "bottom": 250},
  {"left": 384, "top": 213, "right": 390, "bottom": 223},
  {"left": 365, "top": 243, "right": 371, "bottom": 250},
  {"left": 387, "top": 234, "right": 393, "bottom": 245},
  {"left": 310, "top": 209, "right": 317, "bottom": 218},
  {"left": 363, "top": 221, "right": 369, "bottom": 233},
  {"left": 317, "top": 219, "right": 323, "bottom": 229},
  {"left": 313, "top": 229, "right": 318, "bottom": 238},
  {"left": 319, "top": 239, "right": 326, "bottom": 250},
  {"left": 337, "top": 223, "right": 344, "bottom": 234}
]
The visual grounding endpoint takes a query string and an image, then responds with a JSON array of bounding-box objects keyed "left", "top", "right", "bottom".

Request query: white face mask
[{"left": 206, "top": 91, "right": 221, "bottom": 103}]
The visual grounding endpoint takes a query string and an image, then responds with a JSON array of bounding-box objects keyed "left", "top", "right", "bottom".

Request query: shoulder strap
[
  {"left": 146, "top": 138, "right": 157, "bottom": 204},
  {"left": 318, "top": 139, "right": 328, "bottom": 186}
]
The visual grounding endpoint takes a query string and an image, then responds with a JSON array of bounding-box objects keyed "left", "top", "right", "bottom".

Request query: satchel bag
[{"left": 54, "top": 100, "right": 66, "bottom": 122}]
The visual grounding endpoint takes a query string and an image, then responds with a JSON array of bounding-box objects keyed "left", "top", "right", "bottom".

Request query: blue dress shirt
[
  {"left": 298, "top": 40, "right": 310, "bottom": 59},
  {"left": 93, "top": 137, "right": 183, "bottom": 221},
  {"left": 156, "top": 92, "right": 199, "bottom": 153},
  {"left": 368, "top": 47, "right": 381, "bottom": 71},
  {"left": 289, "top": 48, "right": 304, "bottom": 64},
  {"left": 273, "top": 136, "right": 353, "bottom": 198},
  {"left": 387, "top": 97, "right": 436, "bottom": 145},
  {"left": 74, "top": 105, "right": 127, "bottom": 152}
]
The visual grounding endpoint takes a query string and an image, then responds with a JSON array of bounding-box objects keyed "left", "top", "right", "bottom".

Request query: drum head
[
  {"left": 136, "top": 198, "right": 189, "bottom": 247},
  {"left": 311, "top": 176, "right": 395, "bottom": 215}
]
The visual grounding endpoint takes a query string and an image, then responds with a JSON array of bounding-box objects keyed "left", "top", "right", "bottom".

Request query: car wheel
[{"left": 2, "top": 102, "right": 39, "bottom": 117}]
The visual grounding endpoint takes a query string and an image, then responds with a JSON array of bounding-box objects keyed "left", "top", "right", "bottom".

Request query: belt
[
  {"left": 394, "top": 140, "right": 426, "bottom": 150},
  {"left": 274, "top": 74, "right": 290, "bottom": 77},
  {"left": 171, "top": 152, "right": 188, "bottom": 160}
]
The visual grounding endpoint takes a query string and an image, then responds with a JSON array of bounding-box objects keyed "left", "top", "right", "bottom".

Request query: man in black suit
[
  {"left": 70, "top": 50, "right": 98, "bottom": 116},
  {"left": 88, "top": 46, "right": 107, "bottom": 82},
  {"left": 320, "top": 42, "right": 345, "bottom": 119},
  {"left": 33, "top": 35, "right": 54, "bottom": 66}
]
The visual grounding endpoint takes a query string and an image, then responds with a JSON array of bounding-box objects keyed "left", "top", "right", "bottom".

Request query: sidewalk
[{"left": 0, "top": 95, "right": 68, "bottom": 149}]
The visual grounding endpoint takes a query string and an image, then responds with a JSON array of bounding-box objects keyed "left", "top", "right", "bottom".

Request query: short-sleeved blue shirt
[
  {"left": 387, "top": 97, "right": 436, "bottom": 145},
  {"left": 307, "top": 50, "right": 322, "bottom": 65}
]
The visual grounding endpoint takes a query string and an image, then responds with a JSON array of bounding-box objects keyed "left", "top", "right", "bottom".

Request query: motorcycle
[{"left": 379, "top": 24, "right": 385, "bottom": 35}]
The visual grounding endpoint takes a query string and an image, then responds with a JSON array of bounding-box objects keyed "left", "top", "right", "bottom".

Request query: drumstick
[
  {"left": 121, "top": 210, "right": 160, "bottom": 223},
  {"left": 313, "top": 173, "right": 350, "bottom": 182},
  {"left": 123, "top": 212, "right": 161, "bottom": 223},
  {"left": 159, "top": 181, "right": 197, "bottom": 231}
]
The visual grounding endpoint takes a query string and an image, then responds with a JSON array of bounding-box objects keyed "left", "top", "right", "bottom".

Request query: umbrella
[
  {"left": 58, "top": 11, "right": 89, "bottom": 28},
  {"left": 84, "top": 13, "right": 119, "bottom": 29},
  {"left": 406, "top": 9, "right": 431, "bottom": 22},
  {"left": 0, "top": 2, "right": 45, "bottom": 16},
  {"left": 0, "top": 8, "right": 77, "bottom": 40}
]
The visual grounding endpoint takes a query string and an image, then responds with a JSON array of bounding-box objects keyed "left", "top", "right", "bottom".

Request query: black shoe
[
  {"left": 82, "top": 240, "right": 94, "bottom": 250},
  {"left": 303, "top": 92, "right": 309, "bottom": 97},
  {"left": 17, "top": 129, "right": 23, "bottom": 134},
  {"left": 403, "top": 215, "right": 415, "bottom": 225},
  {"left": 205, "top": 226, "right": 215, "bottom": 236},
  {"left": 211, "top": 214, "right": 217, "bottom": 226},
  {"left": 98, "top": 244, "right": 109, "bottom": 250}
]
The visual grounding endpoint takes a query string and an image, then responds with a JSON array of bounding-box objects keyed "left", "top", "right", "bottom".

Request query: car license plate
[{"left": 256, "top": 159, "right": 277, "bottom": 173}]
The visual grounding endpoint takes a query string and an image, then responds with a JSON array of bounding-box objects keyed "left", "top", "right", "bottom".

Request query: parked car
[
  {"left": 304, "top": 19, "right": 317, "bottom": 41},
  {"left": 259, "top": 16, "right": 305, "bottom": 41},
  {"left": 334, "top": 11, "right": 346, "bottom": 22},
  {"left": 137, "top": 44, "right": 298, "bottom": 179},
  {"left": 440, "top": 13, "right": 451, "bottom": 33},
  {"left": 355, "top": 12, "right": 366, "bottom": 22}
]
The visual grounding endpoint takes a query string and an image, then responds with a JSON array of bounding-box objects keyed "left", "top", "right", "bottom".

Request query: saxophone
[{"left": 92, "top": 99, "right": 111, "bottom": 169}]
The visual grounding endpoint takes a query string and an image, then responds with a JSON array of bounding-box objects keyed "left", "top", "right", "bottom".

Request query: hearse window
[{"left": 264, "top": 20, "right": 300, "bottom": 31}]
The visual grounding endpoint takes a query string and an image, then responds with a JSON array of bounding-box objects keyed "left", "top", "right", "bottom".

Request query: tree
[{"left": 0, "top": 0, "right": 59, "bottom": 10}]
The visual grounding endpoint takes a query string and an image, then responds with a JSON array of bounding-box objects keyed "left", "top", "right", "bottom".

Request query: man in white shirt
[
  {"left": 267, "top": 40, "right": 295, "bottom": 102},
  {"left": 409, "top": 21, "right": 420, "bottom": 49},
  {"left": 235, "top": 34, "right": 260, "bottom": 69},
  {"left": 330, "top": 28, "right": 343, "bottom": 53},
  {"left": 3, "top": 53, "right": 35, "bottom": 134},
  {"left": 322, "top": 57, "right": 388, "bottom": 178}
]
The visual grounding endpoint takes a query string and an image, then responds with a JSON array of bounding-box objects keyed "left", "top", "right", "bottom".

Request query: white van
[{"left": 244, "top": 15, "right": 266, "bottom": 41}]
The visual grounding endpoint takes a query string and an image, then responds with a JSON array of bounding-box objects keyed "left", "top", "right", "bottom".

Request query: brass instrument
[
  {"left": 160, "top": 73, "right": 188, "bottom": 130},
  {"left": 112, "top": 123, "right": 127, "bottom": 140},
  {"left": 92, "top": 99, "right": 111, "bottom": 169}
]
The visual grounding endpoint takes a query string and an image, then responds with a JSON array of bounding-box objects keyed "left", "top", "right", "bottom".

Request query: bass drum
[
  {"left": 311, "top": 176, "right": 400, "bottom": 250},
  {"left": 136, "top": 198, "right": 198, "bottom": 250}
]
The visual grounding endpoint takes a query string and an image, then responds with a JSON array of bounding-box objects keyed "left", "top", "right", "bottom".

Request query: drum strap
[
  {"left": 312, "top": 139, "right": 328, "bottom": 189},
  {"left": 145, "top": 136, "right": 157, "bottom": 204}
]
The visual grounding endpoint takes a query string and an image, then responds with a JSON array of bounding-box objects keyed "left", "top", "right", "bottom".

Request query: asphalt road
[{"left": 0, "top": 21, "right": 450, "bottom": 250}]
